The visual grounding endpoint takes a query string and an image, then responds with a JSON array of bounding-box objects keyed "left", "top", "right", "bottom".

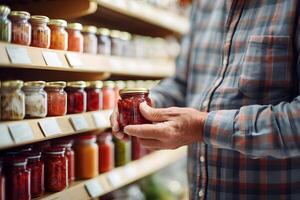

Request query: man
[{"left": 111, "top": 0, "right": 300, "bottom": 199}]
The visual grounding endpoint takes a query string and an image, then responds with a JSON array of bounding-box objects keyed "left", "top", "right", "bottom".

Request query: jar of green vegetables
[
  {"left": 113, "top": 137, "right": 131, "bottom": 167},
  {"left": 0, "top": 5, "right": 11, "bottom": 42}
]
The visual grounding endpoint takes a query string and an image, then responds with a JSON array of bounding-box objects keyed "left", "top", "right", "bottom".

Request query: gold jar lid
[
  {"left": 87, "top": 81, "right": 103, "bottom": 89},
  {"left": 110, "top": 30, "right": 121, "bottom": 39},
  {"left": 0, "top": 5, "right": 11, "bottom": 16},
  {"left": 119, "top": 88, "right": 149, "bottom": 95},
  {"left": 46, "top": 81, "right": 67, "bottom": 88},
  {"left": 103, "top": 81, "right": 115, "bottom": 88},
  {"left": 24, "top": 81, "right": 46, "bottom": 87},
  {"left": 10, "top": 11, "right": 30, "bottom": 19},
  {"left": 115, "top": 81, "right": 126, "bottom": 90},
  {"left": 1, "top": 80, "right": 24, "bottom": 88},
  {"left": 48, "top": 19, "right": 67, "bottom": 27},
  {"left": 67, "top": 81, "right": 86, "bottom": 88},
  {"left": 67, "top": 23, "right": 83, "bottom": 31},
  {"left": 97, "top": 28, "right": 110, "bottom": 36},
  {"left": 30, "top": 15, "right": 49, "bottom": 23},
  {"left": 82, "top": 25, "right": 97, "bottom": 34},
  {"left": 120, "top": 32, "right": 132, "bottom": 41}
]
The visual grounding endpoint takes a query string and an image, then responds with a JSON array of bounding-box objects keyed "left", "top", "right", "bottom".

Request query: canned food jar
[
  {"left": 114, "top": 137, "right": 131, "bottom": 167},
  {"left": 110, "top": 30, "right": 123, "bottom": 56},
  {"left": 45, "top": 81, "right": 67, "bottom": 116},
  {"left": 82, "top": 25, "right": 97, "bottom": 54},
  {"left": 67, "top": 23, "right": 83, "bottom": 52},
  {"left": 9, "top": 11, "right": 31, "bottom": 45},
  {"left": 98, "top": 133, "right": 114, "bottom": 173},
  {"left": 0, "top": 5, "right": 11, "bottom": 42},
  {"left": 66, "top": 81, "right": 87, "bottom": 114},
  {"left": 86, "top": 81, "right": 103, "bottom": 111},
  {"left": 97, "top": 28, "right": 111, "bottom": 55},
  {"left": 30, "top": 15, "right": 50, "bottom": 48},
  {"left": 48, "top": 19, "right": 68, "bottom": 50},
  {"left": 102, "top": 81, "right": 116, "bottom": 110}
]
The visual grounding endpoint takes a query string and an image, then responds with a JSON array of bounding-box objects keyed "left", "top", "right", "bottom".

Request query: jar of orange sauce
[{"left": 48, "top": 19, "right": 68, "bottom": 50}]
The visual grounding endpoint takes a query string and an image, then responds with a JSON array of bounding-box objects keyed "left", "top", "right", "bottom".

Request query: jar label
[
  {"left": 0, "top": 125, "right": 14, "bottom": 147},
  {"left": 38, "top": 118, "right": 62, "bottom": 137},
  {"left": 70, "top": 115, "right": 88, "bottom": 131},
  {"left": 8, "top": 122, "right": 33, "bottom": 143},
  {"left": 92, "top": 112, "right": 110, "bottom": 128},
  {"left": 65, "top": 53, "right": 83, "bottom": 68},
  {"left": 85, "top": 180, "right": 103, "bottom": 198},
  {"left": 6, "top": 45, "right": 32, "bottom": 64},
  {"left": 107, "top": 171, "right": 122, "bottom": 187},
  {"left": 42, "top": 51, "right": 64, "bottom": 67}
]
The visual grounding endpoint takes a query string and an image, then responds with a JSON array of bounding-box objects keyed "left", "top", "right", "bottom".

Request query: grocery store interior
[{"left": 0, "top": 0, "right": 191, "bottom": 199}]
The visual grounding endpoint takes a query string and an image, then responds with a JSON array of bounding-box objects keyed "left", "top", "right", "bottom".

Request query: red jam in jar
[
  {"left": 102, "top": 81, "right": 116, "bottom": 110},
  {"left": 97, "top": 133, "right": 114, "bottom": 173},
  {"left": 0, "top": 162, "right": 5, "bottom": 200},
  {"left": 67, "top": 23, "right": 83, "bottom": 52},
  {"left": 45, "top": 81, "right": 67, "bottom": 116},
  {"left": 43, "top": 147, "right": 68, "bottom": 192},
  {"left": 66, "top": 81, "right": 87, "bottom": 114},
  {"left": 86, "top": 81, "right": 103, "bottom": 111}
]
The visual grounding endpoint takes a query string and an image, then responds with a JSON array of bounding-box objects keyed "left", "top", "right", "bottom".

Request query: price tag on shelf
[
  {"left": 70, "top": 115, "right": 89, "bottom": 131},
  {"left": 8, "top": 122, "right": 33, "bottom": 143},
  {"left": 65, "top": 53, "right": 83, "bottom": 68},
  {"left": 85, "top": 180, "right": 103, "bottom": 198},
  {"left": 124, "top": 165, "right": 137, "bottom": 179},
  {"left": 107, "top": 171, "right": 122, "bottom": 187},
  {"left": 42, "top": 51, "right": 63, "bottom": 67},
  {"left": 38, "top": 118, "right": 62, "bottom": 137},
  {"left": 0, "top": 125, "right": 13, "bottom": 146},
  {"left": 6, "top": 45, "right": 32, "bottom": 64},
  {"left": 92, "top": 112, "right": 109, "bottom": 128}
]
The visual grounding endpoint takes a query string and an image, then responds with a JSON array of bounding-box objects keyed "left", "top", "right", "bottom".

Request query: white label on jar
[
  {"left": 70, "top": 115, "right": 89, "bottom": 131},
  {"left": 6, "top": 45, "right": 32, "bottom": 64},
  {"left": 42, "top": 51, "right": 64, "bottom": 67},
  {"left": 38, "top": 118, "right": 62, "bottom": 137},
  {"left": 85, "top": 180, "right": 103, "bottom": 198},
  {"left": 0, "top": 124, "right": 14, "bottom": 146},
  {"left": 65, "top": 53, "right": 83, "bottom": 68},
  {"left": 8, "top": 122, "right": 33, "bottom": 143},
  {"left": 107, "top": 171, "right": 122, "bottom": 187},
  {"left": 92, "top": 112, "right": 109, "bottom": 128}
]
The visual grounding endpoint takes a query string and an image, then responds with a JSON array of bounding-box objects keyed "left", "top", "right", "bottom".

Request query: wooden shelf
[
  {"left": 36, "top": 146, "right": 187, "bottom": 200},
  {"left": 0, "top": 42, "right": 175, "bottom": 80},
  {"left": 0, "top": 110, "right": 112, "bottom": 150}
]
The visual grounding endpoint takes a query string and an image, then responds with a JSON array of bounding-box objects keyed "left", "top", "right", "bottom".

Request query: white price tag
[
  {"left": 85, "top": 180, "right": 103, "bottom": 198},
  {"left": 8, "top": 123, "right": 33, "bottom": 143},
  {"left": 107, "top": 171, "right": 122, "bottom": 187},
  {"left": 92, "top": 112, "right": 109, "bottom": 128},
  {"left": 124, "top": 165, "right": 137, "bottom": 179},
  {"left": 42, "top": 51, "right": 63, "bottom": 67},
  {"left": 38, "top": 118, "right": 62, "bottom": 137},
  {"left": 65, "top": 53, "right": 83, "bottom": 68},
  {"left": 0, "top": 125, "right": 13, "bottom": 146},
  {"left": 6, "top": 45, "right": 31, "bottom": 64},
  {"left": 70, "top": 115, "right": 89, "bottom": 131}
]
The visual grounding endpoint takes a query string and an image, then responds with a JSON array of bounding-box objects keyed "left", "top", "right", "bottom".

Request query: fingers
[
  {"left": 139, "top": 138, "right": 165, "bottom": 149},
  {"left": 139, "top": 102, "right": 170, "bottom": 122},
  {"left": 110, "top": 104, "right": 124, "bottom": 139},
  {"left": 124, "top": 123, "right": 169, "bottom": 140}
]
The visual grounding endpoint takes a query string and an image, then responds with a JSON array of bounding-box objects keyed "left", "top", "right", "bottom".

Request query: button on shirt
[{"left": 151, "top": 0, "right": 300, "bottom": 199}]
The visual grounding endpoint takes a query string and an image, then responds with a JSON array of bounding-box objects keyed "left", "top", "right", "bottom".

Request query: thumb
[{"left": 139, "top": 102, "right": 168, "bottom": 122}]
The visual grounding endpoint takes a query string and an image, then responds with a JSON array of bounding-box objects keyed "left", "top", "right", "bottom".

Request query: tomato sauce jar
[
  {"left": 66, "top": 81, "right": 87, "bottom": 114},
  {"left": 67, "top": 23, "right": 83, "bottom": 52},
  {"left": 45, "top": 81, "right": 67, "bottom": 116},
  {"left": 43, "top": 146, "right": 68, "bottom": 192},
  {"left": 9, "top": 11, "right": 31, "bottom": 45},
  {"left": 48, "top": 19, "right": 68, "bottom": 50},
  {"left": 86, "top": 81, "right": 103, "bottom": 111},
  {"left": 102, "top": 81, "right": 116, "bottom": 110},
  {"left": 30, "top": 15, "right": 50, "bottom": 48},
  {"left": 97, "top": 133, "right": 114, "bottom": 173}
]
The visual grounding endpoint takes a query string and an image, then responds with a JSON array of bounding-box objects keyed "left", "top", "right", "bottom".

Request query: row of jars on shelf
[
  {"left": 0, "top": 131, "right": 146, "bottom": 200},
  {"left": 0, "top": 79, "right": 158, "bottom": 121},
  {"left": 0, "top": 5, "right": 180, "bottom": 59}
]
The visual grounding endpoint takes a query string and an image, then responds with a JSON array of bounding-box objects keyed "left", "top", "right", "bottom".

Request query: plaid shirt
[{"left": 151, "top": 0, "right": 300, "bottom": 199}]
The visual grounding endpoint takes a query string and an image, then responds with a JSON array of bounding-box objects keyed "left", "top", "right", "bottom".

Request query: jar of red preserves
[
  {"left": 45, "top": 81, "right": 67, "bottom": 116},
  {"left": 82, "top": 25, "right": 97, "bottom": 54},
  {"left": 98, "top": 133, "right": 114, "bottom": 173},
  {"left": 86, "top": 81, "right": 103, "bottom": 111},
  {"left": 132, "top": 136, "right": 146, "bottom": 160},
  {"left": 0, "top": 162, "right": 5, "bottom": 200},
  {"left": 102, "top": 81, "right": 116, "bottom": 110},
  {"left": 67, "top": 23, "right": 83, "bottom": 52},
  {"left": 30, "top": 15, "right": 50, "bottom": 48},
  {"left": 48, "top": 19, "right": 68, "bottom": 50},
  {"left": 5, "top": 156, "right": 31, "bottom": 200},
  {"left": 9, "top": 11, "right": 31, "bottom": 45},
  {"left": 43, "top": 146, "right": 68, "bottom": 192},
  {"left": 66, "top": 81, "right": 87, "bottom": 114}
]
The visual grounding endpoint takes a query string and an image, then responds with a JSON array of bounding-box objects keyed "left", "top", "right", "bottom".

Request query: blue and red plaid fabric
[{"left": 151, "top": 0, "right": 300, "bottom": 199}]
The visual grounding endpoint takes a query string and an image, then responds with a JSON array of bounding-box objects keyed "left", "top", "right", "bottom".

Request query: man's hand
[{"left": 110, "top": 102, "right": 208, "bottom": 150}]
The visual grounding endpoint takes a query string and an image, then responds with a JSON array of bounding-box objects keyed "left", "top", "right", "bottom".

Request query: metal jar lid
[
  {"left": 48, "top": 19, "right": 67, "bottom": 27},
  {"left": 67, "top": 22, "right": 83, "bottom": 31}
]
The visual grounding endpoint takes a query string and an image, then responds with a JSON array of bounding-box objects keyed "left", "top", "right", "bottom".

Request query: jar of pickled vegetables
[
  {"left": 23, "top": 81, "right": 47, "bottom": 118},
  {"left": 97, "top": 28, "right": 111, "bottom": 55},
  {"left": 45, "top": 81, "right": 67, "bottom": 116},
  {"left": 5, "top": 156, "right": 31, "bottom": 200},
  {"left": 75, "top": 135, "right": 99, "bottom": 179},
  {"left": 102, "top": 81, "right": 116, "bottom": 110},
  {"left": 43, "top": 146, "right": 68, "bottom": 192},
  {"left": 114, "top": 137, "right": 131, "bottom": 167},
  {"left": 98, "top": 133, "right": 114, "bottom": 173},
  {"left": 0, "top": 163, "right": 5, "bottom": 200},
  {"left": 1, "top": 80, "right": 25, "bottom": 120},
  {"left": 110, "top": 30, "right": 123, "bottom": 56},
  {"left": 30, "top": 15, "right": 50, "bottom": 48},
  {"left": 48, "top": 19, "right": 68, "bottom": 50},
  {"left": 86, "top": 81, "right": 103, "bottom": 111},
  {"left": 9, "top": 11, "right": 31, "bottom": 45},
  {"left": 67, "top": 23, "right": 83, "bottom": 52},
  {"left": 0, "top": 5, "right": 11, "bottom": 42},
  {"left": 66, "top": 81, "right": 87, "bottom": 114},
  {"left": 82, "top": 25, "right": 97, "bottom": 54}
]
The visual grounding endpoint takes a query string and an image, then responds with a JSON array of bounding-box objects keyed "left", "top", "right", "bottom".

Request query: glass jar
[
  {"left": 114, "top": 80, "right": 126, "bottom": 103},
  {"left": 45, "top": 81, "right": 67, "bottom": 116},
  {"left": 0, "top": 163, "right": 5, "bottom": 200},
  {"left": 22, "top": 151, "right": 44, "bottom": 198},
  {"left": 114, "top": 137, "right": 131, "bottom": 167},
  {"left": 0, "top": 5, "right": 11, "bottom": 42},
  {"left": 30, "top": 15, "right": 50, "bottom": 48},
  {"left": 86, "top": 81, "right": 103, "bottom": 111},
  {"left": 118, "top": 88, "right": 152, "bottom": 131},
  {"left": 1, "top": 80, "right": 25, "bottom": 120},
  {"left": 97, "top": 28, "right": 111, "bottom": 55},
  {"left": 110, "top": 30, "right": 123, "bottom": 56},
  {"left": 43, "top": 146, "right": 68, "bottom": 192},
  {"left": 82, "top": 26, "right": 97, "bottom": 54},
  {"left": 67, "top": 23, "right": 83, "bottom": 52},
  {"left": 120, "top": 31, "right": 132, "bottom": 57},
  {"left": 98, "top": 133, "right": 114, "bottom": 173},
  {"left": 9, "top": 11, "right": 31, "bottom": 45},
  {"left": 102, "top": 81, "right": 116, "bottom": 110},
  {"left": 132, "top": 136, "right": 146, "bottom": 160},
  {"left": 75, "top": 135, "right": 99, "bottom": 179},
  {"left": 48, "top": 19, "right": 68, "bottom": 50},
  {"left": 66, "top": 81, "right": 87, "bottom": 114},
  {"left": 5, "top": 156, "right": 31, "bottom": 200},
  {"left": 23, "top": 81, "right": 47, "bottom": 118}
]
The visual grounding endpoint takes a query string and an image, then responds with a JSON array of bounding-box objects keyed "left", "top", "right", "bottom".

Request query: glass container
[
  {"left": 102, "top": 81, "right": 116, "bottom": 110},
  {"left": 97, "top": 28, "right": 111, "bottom": 55},
  {"left": 86, "top": 81, "right": 103, "bottom": 111},
  {"left": 114, "top": 137, "right": 131, "bottom": 167},
  {"left": 9, "top": 11, "right": 31, "bottom": 45},
  {"left": 120, "top": 31, "right": 132, "bottom": 57},
  {"left": 48, "top": 19, "right": 68, "bottom": 50},
  {"left": 0, "top": 5, "right": 11, "bottom": 42},
  {"left": 110, "top": 30, "right": 123, "bottom": 56},
  {"left": 66, "top": 81, "right": 87, "bottom": 114},
  {"left": 30, "top": 15, "right": 50, "bottom": 48},
  {"left": 98, "top": 133, "right": 114, "bottom": 173},
  {"left": 82, "top": 25, "right": 97, "bottom": 54},
  {"left": 67, "top": 23, "right": 83, "bottom": 52},
  {"left": 114, "top": 80, "right": 126, "bottom": 103},
  {"left": 45, "top": 81, "right": 67, "bottom": 116}
]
